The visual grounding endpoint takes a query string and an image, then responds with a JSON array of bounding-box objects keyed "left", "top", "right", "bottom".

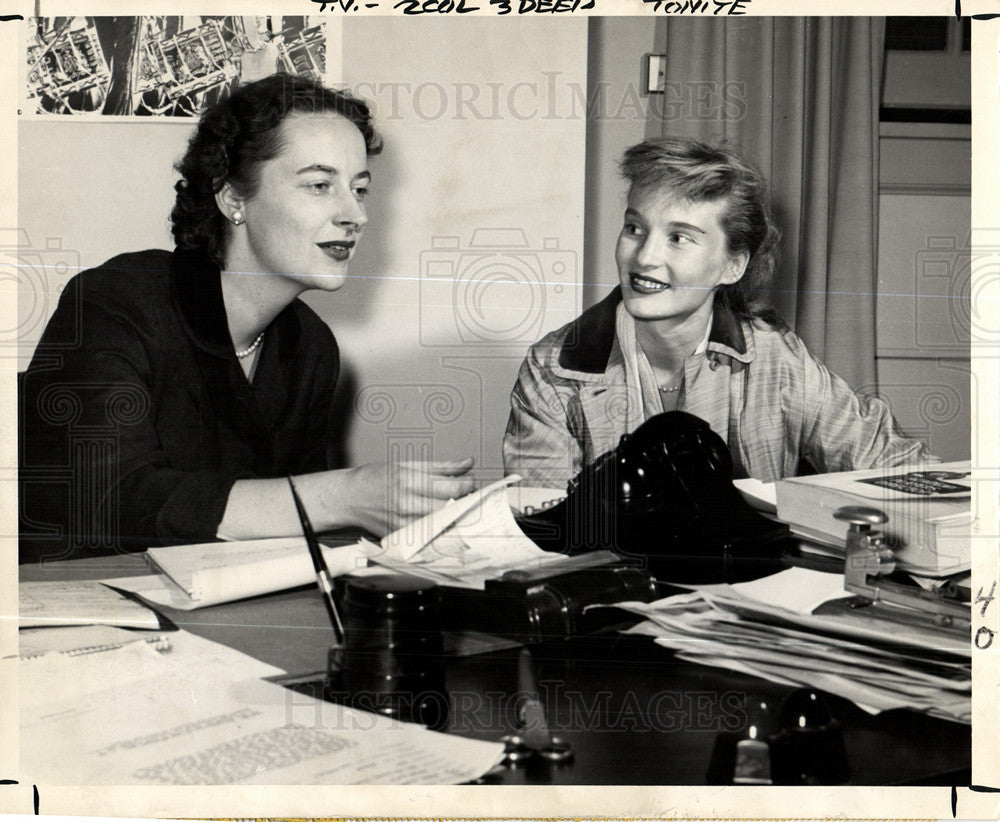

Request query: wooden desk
[{"left": 20, "top": 555, "right": 971, "bottom": 786}]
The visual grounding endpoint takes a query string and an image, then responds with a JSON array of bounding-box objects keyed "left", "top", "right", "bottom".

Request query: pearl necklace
[
  {"left": 658, "top": 384, "right": 680, "bottom": 393},
  {"left": 235, "top": 330, "right": 265, "bottom": 359}
]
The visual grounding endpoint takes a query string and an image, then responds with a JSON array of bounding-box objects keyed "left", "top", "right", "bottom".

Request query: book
[
  {"left": 774, "top": 461, "right": 973, "bottom": 576},
  {"left": 144, "top": 536, "right": 375, "bottom": 607}
]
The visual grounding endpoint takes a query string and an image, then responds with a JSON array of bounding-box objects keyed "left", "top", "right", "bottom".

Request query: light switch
[{"left": 645, "top": 53, "right": 666, "bottom": 94}]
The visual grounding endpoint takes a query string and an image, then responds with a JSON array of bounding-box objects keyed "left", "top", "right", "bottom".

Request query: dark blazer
[{"left": 19, "top": 248, "right": 340, "bottom": 563}]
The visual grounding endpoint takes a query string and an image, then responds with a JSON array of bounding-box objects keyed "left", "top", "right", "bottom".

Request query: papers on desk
[
  {"left": 109, "top": 476, "right": 570, "bottom": 607},
  {"left": 16, "top": 624, "right": 172, "bottom": 660},
  {"left": 19, "top": 579, "right": 162, "bottom": 629},
  {"left": 20, "top": 628, "right": 505, "bottom": 785},
  {"left": 613, "top": 567, "right": 971, "bottom": 725},
  {"left": 732, "top": 477, "right": 778, "bottom": 515},
  {"left": 377, "top": 476, "right": 570, "bottom": 589}
]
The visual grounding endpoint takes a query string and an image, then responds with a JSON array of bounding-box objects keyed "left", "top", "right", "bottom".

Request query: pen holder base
[
  {"left": 325, "top": 573, "right": 448, "bottom": 729},
  {"left": 327, "top": 653, "right": 448, "bottom": 728}
]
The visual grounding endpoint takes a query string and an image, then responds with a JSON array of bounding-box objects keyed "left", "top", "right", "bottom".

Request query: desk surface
[{"left": 20, "top": 554, "right": 971, "bottom": 786}]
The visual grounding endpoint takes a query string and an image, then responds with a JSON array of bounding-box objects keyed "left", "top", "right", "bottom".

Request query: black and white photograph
[
  {"left": 3, "top": 4, "right": 998, "bottom": 819},
  {"left": 25, "top": 16, "right": 327, "bottom": 116}
]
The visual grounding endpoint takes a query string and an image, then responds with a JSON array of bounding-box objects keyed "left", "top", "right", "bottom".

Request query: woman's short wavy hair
[
  {"left": 619, "top": 136, "right": 781, "bottom": 321},
  {"left": 171, "top": 73, "right": 382, "bottom": 267}
]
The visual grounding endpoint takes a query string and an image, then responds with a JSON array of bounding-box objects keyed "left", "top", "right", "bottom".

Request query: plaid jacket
[{"left": 503, "top": 289, "right": 936, "bottom": 488}]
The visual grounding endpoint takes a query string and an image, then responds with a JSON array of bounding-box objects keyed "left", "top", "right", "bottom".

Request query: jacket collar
[
  {"left": 557, "top": 286, "right": 752, "bottom": 375},
  {"left": 170, "top": 248, "right": 236, "bottom": 358},
  {"left": 706, "top": 301, "right": 754, "bottom": 365},
  {"left": 557, "top": 288, "right": 623, "bottom": 373},
  {"left": 169, "top": 247, "right": 302, "bottom": 361}
]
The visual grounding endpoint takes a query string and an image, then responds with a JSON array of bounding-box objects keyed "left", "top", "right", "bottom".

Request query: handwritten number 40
[{"left": 974, "top": 581, "right": 996, "bottom": 650}]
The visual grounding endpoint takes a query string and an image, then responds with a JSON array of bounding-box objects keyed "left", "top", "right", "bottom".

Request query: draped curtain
[{"left": 650, "top": 17, "right": 884, "bottom": 391}]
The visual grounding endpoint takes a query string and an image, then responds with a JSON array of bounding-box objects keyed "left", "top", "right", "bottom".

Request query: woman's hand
[
  {"left": 218, "top": 458, "right": 475, "bottom": 541},
  {"left": 340, "top": 458, "right": 476, "bottom": 536}
]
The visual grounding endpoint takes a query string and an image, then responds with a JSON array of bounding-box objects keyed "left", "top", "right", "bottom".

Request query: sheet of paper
[
  {"left": 15, "top": 624, "right": 172, "bottom": 660},
  {"left": 505, "top": 484, "right": 566, "bottom": 516},
  {"left": 672, "top": 649, "right": 970, "bottom": 723},
  {"left": 706, "top": 592, "right": 971, "bottom": 658},
  {"left": 20, "top": 636, "right": 504, "bottom": 785},
  {"left": 654, "top": 625, "right": 970, "bottom": 692},
  {"left": 726, "top": 566, "right": 849, "bottom": 614},
  {"left": 381, "top": 475, "right": 520, "bottom": 561},
  {"left": 20, "top": 639, "right": 181, "bottom": 710},
  {"left": 379, "top": 480, "right": 570, "bottom": 589},
  {"left": 18, "top": 580, "right": 161, "bottom": 629},
  {"left": 154, "top": 628, "right": 288, "bottom": 679},
  {"left": 19, "top": 629, "right": 286, "bottom": 711},
  {"left": 732, "top": 477, "right": 778, "bottom": 514},
  {"left": 661, "top": 567, "right": 848, "bottom": 615},
  {"left": 103, "top": 572, "right": 208, "bottom": 611}
]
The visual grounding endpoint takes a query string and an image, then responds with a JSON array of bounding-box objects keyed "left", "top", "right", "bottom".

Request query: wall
[
  {"left": 18, "top": 18, "right": 588, "bottom": 478},
  {"left": 17, "top": 120, "right": 188, "bottom": 361},
  {"left": 331, "top": 17, "right": 586, "bottom": 474},
  {"left": 582, "top": 17, "right": 660, "bottom": 305},
  {"left": 875, "top": 123, "right": 972, "bottom": 461},
  {"left": 877, "top": 20, "right": 972, "bottom": 462}
]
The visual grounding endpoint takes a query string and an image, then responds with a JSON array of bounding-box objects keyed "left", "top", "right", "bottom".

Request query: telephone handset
[{"left": 516, "top": 411, "right": 791, "bottom": 583}]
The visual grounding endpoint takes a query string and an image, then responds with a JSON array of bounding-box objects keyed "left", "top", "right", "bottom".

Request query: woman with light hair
[{"left": 503, "top": 136, "right": 935, "bottom": 488}]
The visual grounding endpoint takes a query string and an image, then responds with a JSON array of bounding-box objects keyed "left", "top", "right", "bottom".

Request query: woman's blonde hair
[{"left": 620, "top": 136, "right": 782, "bottom": 323}]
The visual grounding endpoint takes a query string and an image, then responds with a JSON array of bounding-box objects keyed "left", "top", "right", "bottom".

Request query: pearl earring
[{"left": 232, "top": 211, "right": 243, "bottom": 225}]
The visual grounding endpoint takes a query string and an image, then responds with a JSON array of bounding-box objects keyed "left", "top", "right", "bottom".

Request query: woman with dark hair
[
  {"left": 503, "top": 136, "right": 935, "bottom": 488},
  {"left": 19, "top": 73, "right": 473, "bottom": 563}
]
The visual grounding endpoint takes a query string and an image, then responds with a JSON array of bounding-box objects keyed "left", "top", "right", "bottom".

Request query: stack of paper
[
  {"left": 19, "top": 579, "right": 161, "bottom": 628},
  {"left": 20, "top": 628, "right": 505, "bottom": 785},
  {"left": 16, "top": 580, "right": 171, "bottom": 673},
  {"left": 611, "top": 567, "right": 971, "bottom": 724},
  {"left": 142, "top": 537, "right": 375, "bottom": 609}
]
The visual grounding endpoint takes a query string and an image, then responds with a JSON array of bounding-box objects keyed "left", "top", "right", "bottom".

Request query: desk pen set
[{"left": 287, "top": 476, "right": 570, "bottom": 760}]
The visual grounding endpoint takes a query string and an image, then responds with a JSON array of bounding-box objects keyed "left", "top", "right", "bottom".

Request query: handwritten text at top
[{"left": 309, "top": 0, "right": 751, "bottom": 14}]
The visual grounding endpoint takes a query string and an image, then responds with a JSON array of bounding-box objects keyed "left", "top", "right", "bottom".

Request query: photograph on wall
[{"left": 24, "top": 16, "right": 327, "bottom": 117}]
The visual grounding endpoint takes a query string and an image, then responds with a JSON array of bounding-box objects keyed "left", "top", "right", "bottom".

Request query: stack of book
[{"left": 774, "top": 461, "right": 973, "bottom": 576}]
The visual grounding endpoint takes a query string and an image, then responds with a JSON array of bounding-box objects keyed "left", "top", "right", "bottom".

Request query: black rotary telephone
[{"left": 515, "top": 411, "right": 792, "bottom": 583}]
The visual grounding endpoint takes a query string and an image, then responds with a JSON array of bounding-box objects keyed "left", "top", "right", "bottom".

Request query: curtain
[{"left": 650, "top": 17, "right": 884, "bottom": 391}]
